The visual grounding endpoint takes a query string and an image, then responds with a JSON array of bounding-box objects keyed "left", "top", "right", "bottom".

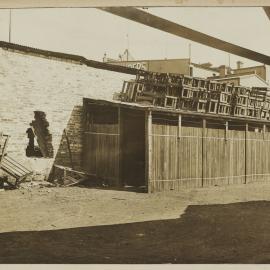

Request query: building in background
[
  {"left": 104, "top": 52, "right": 269, "bottom": 87},
  {"left": 210, "top": 73, "right": 269, "bottom": 88},
  {"left": 190, "top": 62, "right": 220, "bottom": 78},
  {"left": 105, "top": 55, "right": 192, "bottom": 75},
  {"left": 209, "top": 61, "right": 268, "bottom": 87}
]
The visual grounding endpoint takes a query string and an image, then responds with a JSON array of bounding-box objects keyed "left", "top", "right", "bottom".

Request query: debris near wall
[
  {"left": 32, "top": 111, "right": 54, "bottom": 158},
  {"left": 51, "top": 164, "right": 89, "bottom": 187},
  {"left": 19, "top": 180, "right": 55, "bottom": 190},
  {"left": 117, "top": 72, "right": 270, "bottom": 120},
  {"left": 0, "top": 134, "right": 33, "bottom": 189}
]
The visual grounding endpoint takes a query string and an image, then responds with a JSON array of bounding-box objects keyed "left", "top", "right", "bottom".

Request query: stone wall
[{"left": 0, "top": 48, "right": 133, "bottom": 178}]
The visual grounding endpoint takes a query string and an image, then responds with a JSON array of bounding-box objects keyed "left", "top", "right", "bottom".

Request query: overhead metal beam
[
  {"left": 100, "top": 7, "right": 270, "bottom": 65},
  {"left": 263, "top": 7, "right": 270, "bottom": 20}
]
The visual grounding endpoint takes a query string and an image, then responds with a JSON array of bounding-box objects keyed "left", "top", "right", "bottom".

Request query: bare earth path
[{"left": 1, "top": 182, "right": 270, "bottom": 263}]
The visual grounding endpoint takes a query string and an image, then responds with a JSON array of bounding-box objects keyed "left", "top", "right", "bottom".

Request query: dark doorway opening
[{"left": 121, "top": 109, "right": 145, "bottom": 188}]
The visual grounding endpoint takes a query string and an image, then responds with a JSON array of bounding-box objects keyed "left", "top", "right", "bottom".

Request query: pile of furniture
[{"left": 118, "top": 72, "right": 270, "bottom": 120}]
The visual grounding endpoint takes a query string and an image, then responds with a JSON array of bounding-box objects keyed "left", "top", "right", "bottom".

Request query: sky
[{"left": 0, "top": 7, "right": 269, "bottom": 76}]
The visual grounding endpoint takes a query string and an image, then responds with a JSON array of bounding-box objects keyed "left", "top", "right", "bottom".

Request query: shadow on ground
[
  {"left": 78, "top": 181, "right": 147, "bottom": 193},
  {"left": 1, "top": 200, "right": 270, "bottom": 264}
]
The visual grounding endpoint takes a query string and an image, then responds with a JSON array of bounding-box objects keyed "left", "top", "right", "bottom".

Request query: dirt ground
[{"left": 1, "top": 182, "right": 270, "bottom": 263}]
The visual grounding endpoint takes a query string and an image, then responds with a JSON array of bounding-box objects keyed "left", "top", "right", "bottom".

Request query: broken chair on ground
[{"left": 0, "top": 133, "right": 32, "bottom": 188}]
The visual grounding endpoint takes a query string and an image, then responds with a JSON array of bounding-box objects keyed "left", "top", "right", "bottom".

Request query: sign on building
[{"left": 126, "top": 62, "right": 147, "bottom": 71}]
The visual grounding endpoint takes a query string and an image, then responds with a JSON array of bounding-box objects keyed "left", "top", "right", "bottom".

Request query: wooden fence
[
  {"left": 82, "top": 99, "right": 270, "bottom": 193},
  {"left": 83, "top": 106, "right": 120, "bottom": 186},
  {"left": 149, "top": 114, "right": 270, "bottom": 192}
]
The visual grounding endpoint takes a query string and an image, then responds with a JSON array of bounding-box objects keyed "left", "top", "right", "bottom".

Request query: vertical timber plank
[
  {"left": 145, "top": 110, "right": 152, "bottom": 193},
  {"left": 202, "top": 119, "right": 206, "bottom": 187},
  {"left": 225, "top": 121, "right": 228, "bottom": 142},
  {"left": 225, "top": 121, "right": 229, "bottom": 185},
  {"left": 118, "top": 106, "right": 122, "bottom": 187},
  {"left": 177, "top": 114, "right": 181, "bottom": 190},
  {"left": 178, "top": 114, "right": 182, "bottom": 139},
  {"left": 245, "top": 123, "right": 248, "bottom": 184}
]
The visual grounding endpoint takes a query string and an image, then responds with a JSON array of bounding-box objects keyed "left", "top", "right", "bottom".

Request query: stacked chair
[
  {"left": 118, "top": 72, "right": 270, "bottom": 120},
  {"left": 252, "top": 87, "right": 270, "bottom": 120}
]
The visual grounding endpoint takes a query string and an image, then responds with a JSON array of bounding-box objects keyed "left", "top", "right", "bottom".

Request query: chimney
[
  {"left": 236, "top": 61, "right": 243, "bottom": 69},
  {"left": 219, "top": 65, "right": 227, "bottom": 77}
]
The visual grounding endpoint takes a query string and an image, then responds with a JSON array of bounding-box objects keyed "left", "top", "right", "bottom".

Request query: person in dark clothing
[
  {"left": 26, "top": 123, "right": 35, "bottom": 149},
  {"left": 26, "top": 123, "right": 43, "bottom": 157},
  {"left": 26, "top": 123, "right": 35, "bottom": 156}
]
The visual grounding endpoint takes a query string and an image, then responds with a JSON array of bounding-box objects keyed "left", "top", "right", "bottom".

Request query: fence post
[
  {"left": 118, "top": 106, "right": 122, "bottom": 187},
  {"left": 224, "top": 121, "right": 229, "bottom": 184},
  {"left": 145, "top": 110, "right": 152, "bottom": 193},
  {"left": 245, "top": 123, "right": 248, "bottom": 184},
  {"left": 263, "top": 124, "right": 266, "bottom": 140},
  {"left": 202, "top": 118, "right": 206, "bottom": 187},
  {"left": 225, "top": 121, "right": 228, "bottom": 142},
  {"left": 178, "top": 114, "right": 182, "bottom": 139}
]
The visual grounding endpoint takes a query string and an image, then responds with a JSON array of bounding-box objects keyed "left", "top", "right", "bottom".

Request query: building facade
[
  {"left": 212, "top": 73, "right": 269, "bottom": 88},
  {"left": 106, "top": 56, "right": 268, "bottom": 87},
  {"left": 107, "top": 58, "right": 191, "bottom": 75}
]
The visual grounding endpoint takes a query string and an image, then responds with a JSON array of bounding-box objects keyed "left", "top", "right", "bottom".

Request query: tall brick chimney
[
  {"left": 236, "top": 61, "right": 243, "bottom": 69},
  {"left": 219, "top": 65, "right": 227, "bottom": 77}
]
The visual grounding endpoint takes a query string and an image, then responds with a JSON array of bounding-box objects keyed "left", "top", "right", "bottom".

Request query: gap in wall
[{"left": 26, "top": 111, "right": 54, "bottom": 158}]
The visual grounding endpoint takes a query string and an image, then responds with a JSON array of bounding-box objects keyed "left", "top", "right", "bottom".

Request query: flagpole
[
  {"left": 189, "top": 43, "right": 191, "bottom": 62},
  {"left": 126, "top": 33, "right": 129, "bottom": 61},
  {"left": 9, "top": 9, "right": 12, "bottom": 43}
]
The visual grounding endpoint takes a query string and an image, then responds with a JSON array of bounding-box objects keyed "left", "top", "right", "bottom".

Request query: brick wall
[
  {"left": 53, "top": 105, "right": 84, "bottom": 170},
  {"left": 0, "top": 48, "right": 132, "bottom": 178},
  {"left": 32, "top": 111, "right": 54, "bottom": 158}
]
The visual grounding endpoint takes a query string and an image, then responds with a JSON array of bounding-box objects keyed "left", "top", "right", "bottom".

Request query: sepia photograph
[{"left": 0, "top": 0, "right": 270, "bottom": 265}]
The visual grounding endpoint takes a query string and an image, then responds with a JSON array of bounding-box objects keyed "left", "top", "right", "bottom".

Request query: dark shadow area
[
  {"left": 1, "top": 200, "right": 270, "bottom": 263},
  {"left": 26, "top": 111, "right": 54, "bottom": 158},
  {"left": 121, "top": 108, "right": 145, "bottom": 187},
  {"left": 26, "top": 123, "right": 43, "bottom": 158},
  {"left": 78, "top": 180, "right": 147, "bottom": 193},
  {"left": 49, "top": 106, "right": 84, "bottom": 181}
]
